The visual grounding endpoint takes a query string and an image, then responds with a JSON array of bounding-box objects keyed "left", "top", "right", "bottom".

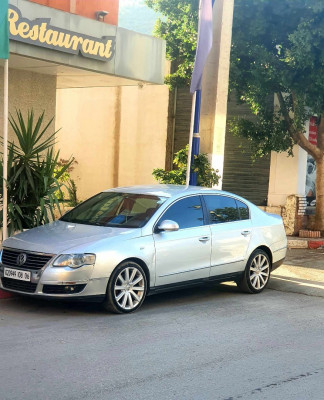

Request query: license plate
[{"left": 4, "top": 268, "right": 31, "bottom": 282}]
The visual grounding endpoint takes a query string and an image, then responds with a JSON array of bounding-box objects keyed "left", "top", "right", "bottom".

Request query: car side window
[
  {"left": 236, "top": 200, "right": 250, "bottom": 220},
  {"left": 203, "top": 195, "right": 240, "bottom": 224},
  {"left": 159, "top": 196, "right": 204, "bottom": 229}
]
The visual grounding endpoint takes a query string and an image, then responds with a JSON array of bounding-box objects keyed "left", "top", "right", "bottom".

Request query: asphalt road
[{"left": 1, "top": 273, "right": 324, "bottom": 400}]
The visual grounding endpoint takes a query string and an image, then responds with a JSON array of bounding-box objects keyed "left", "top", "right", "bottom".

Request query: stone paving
[{"left": 269, "top": 248, "right": 324, "bottom": 298}]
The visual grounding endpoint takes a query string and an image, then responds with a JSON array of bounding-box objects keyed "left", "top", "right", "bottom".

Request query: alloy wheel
[
  {"left": 249, "top": 253, "right": 270, "bottom": 290},
  {"left": 114, "top": 266, "right": 145, "bottom": 311}
]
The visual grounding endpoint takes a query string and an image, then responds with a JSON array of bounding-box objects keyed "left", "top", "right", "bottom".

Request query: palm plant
[{"left": 0, "top": 110, "right": 73, "bottom": 235}]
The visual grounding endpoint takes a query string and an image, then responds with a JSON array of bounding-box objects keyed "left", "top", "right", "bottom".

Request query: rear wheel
[
  {"left": 103, "top": 261, "right": 147, "bottom": 313},
  {"left": 237, "top": 249, "right": 271, "bottom": 294}
]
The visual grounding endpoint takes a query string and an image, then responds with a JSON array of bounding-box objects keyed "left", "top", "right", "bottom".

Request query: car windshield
[{"left": 60, "top": 192, "right": 167, "bottom": 228}]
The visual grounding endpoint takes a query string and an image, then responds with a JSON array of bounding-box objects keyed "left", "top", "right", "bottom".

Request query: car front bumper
[{"left": 0, "top": 262, "right": 109, "bottom": 301}]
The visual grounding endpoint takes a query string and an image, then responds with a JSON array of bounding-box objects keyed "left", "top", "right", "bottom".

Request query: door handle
[
  {"left": 199, "top": 236, "right": 210, "bottom": 242},
  {"left": 241, "top": 230, "right": 251, "bottom": 237}
]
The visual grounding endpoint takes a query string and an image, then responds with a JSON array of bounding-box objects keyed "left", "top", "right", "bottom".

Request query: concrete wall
[
  {"left": 0, "top": 68, "right": 57, "bottom": 147},
  {"left": 29, "top": 0, "right": 119, "bottom": 25},
  {"left": 10, "top": 0, "right": 166, "bottom": 85},
  {"left": 55, "top": 84, "right": 169, "bottom": 200},
  {"left": 268, "top": 145, "right": 307, "bottom": 206}
]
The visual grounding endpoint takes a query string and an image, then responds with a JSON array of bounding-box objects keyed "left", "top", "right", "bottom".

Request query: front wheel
[
  {"left": 237, "top": 249, "right": 271, "bottom": 294},
  {"left": 103, "top": 261, "right": 147, "bottom": 313}
]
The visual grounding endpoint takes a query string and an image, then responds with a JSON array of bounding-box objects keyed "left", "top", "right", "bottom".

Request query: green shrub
[{"left": 153, "top": 145, "right": 220, "bottom": 187}]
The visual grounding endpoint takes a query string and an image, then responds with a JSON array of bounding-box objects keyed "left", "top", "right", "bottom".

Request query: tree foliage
[
  {"left": 153, "top": 145, "right": 220, "bottom": 187},
  {"left": 145, "top": 0, "right": 198, "bottom": 88},
  {"left": 230, "top": 0, "right": 324, "bottom": 231}
]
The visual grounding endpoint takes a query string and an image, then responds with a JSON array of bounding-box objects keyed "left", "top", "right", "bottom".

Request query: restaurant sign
[{"left": 8, "top": 5, "right": 115, "bottom": 62}]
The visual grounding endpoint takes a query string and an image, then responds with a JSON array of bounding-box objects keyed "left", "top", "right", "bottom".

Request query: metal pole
[
  {"left": 2, "top": 59, "right": 8, "bottom": 240},
  {"left": 189, "top": 0, "right": 203, "bottom": 186},
  {"left": 185, "top": 92, "right": 197, "bottom": 186},
  {"left": 189, "top": 89, "right": 202, "bottom": 185}
]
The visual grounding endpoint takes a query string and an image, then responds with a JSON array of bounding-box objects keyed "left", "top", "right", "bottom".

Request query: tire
[
  {"left": 236, "top": 249, "right": 271, "bottom": 294},
  {"left": 102, "top": 261, "right": 147, "bottom": 313}
]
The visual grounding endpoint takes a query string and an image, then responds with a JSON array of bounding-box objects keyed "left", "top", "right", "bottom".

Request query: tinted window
[
  {"left": 159, "top": 196, "right": 204, "bottom": 229},
  {"left": 61, "top": 192, "right": 166, "bottom": 228},
  {"left": 236, "top": 200, "right": 250, "bottom": 220},
  {"left": 204, "top": 195, "right": 239, "bottom": 224}
]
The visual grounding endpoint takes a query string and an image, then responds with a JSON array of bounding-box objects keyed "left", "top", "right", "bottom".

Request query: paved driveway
[{"left": 1, "top": 258, "right": 324, "bottom": 400}]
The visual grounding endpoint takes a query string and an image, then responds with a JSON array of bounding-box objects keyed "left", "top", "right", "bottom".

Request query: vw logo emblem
[{"left": 17, "top": 253, "right": 27, "bottom": 266}]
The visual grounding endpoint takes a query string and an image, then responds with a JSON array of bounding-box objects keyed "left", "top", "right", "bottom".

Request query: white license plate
[{"left": 4, "top": 268, "right": 31, "bottom": 282}]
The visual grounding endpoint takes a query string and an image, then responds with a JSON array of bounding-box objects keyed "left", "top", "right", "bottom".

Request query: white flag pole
[
  {"left": 2, "top": 59, "right": 8, "bottom": 240},
  {"left": 185, "top": 91, "right": 197, "bottom": 186}
]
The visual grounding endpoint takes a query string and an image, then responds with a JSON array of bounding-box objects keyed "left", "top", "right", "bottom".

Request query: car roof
[{"left": 104, "top": 184, "right": 242, "bottom": 200}]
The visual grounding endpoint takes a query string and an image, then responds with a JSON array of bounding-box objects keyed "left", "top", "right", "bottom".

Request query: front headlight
[{"left": 53, "top": 254, "right": 96, "bottom": 269}]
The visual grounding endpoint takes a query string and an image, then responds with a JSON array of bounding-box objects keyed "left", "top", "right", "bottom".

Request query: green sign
[{"left": 0, "top": 0, "right": 9, "bottom": 59}]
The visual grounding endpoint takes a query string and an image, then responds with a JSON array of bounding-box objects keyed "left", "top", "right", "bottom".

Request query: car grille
[
  {"left": 1, "top": 248, "right": 54, "bottom": 270},
  {"left": 2, "top": 277, "right": 37, "bottom": 293}
]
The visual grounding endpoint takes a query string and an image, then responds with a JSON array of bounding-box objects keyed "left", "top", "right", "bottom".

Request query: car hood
[{"left": 2, "top": 220, "right": 141, "bottom": 255}]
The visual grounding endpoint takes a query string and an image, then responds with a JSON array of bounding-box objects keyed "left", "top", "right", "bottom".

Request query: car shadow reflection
[{"left": 1, "top": 282, "right": 242, "bottom": 317}]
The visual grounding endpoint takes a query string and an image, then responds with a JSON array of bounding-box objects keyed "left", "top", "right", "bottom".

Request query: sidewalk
[{"left": 269, "top": 248, "right": 324, "bottom": 298}]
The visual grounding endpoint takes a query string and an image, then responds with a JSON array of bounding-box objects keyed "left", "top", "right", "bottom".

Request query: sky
[{"left": 118, "top": 0, "right": 160, "bottom": 35}]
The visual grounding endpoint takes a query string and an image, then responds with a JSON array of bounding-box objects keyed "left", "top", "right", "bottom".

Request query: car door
[
  {"left": 153, "top": 195, "right": 211, "bottom": 286},
  {"left": 203, "top": 195, "right": 252, "bottom": 277}
]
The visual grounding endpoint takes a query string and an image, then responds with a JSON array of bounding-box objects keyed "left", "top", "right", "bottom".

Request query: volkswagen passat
[{"left": 0, "top": 185, "right": 287, "bottom": 313}]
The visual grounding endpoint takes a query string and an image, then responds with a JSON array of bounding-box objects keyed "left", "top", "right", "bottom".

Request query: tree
[
  {"left": 229, "top": 0, "right": 324, "bottom": 232},
  {"left": 145, "top": 0, "right": 198, "bottom": 88},
  {"left": 153, "top": 145, "right": 220, "bottom": 187}
]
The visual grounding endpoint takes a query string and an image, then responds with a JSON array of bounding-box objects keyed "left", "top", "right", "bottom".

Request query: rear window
[{"left": 236, "top": 200, "right": 250, "bottom": 220}]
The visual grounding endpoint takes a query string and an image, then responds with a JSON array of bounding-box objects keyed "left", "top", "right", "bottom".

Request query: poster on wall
[{"left": 305, "top": 116, "right": 317, "bottom": 208}]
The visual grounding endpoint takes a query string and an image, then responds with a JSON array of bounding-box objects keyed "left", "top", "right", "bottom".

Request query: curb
[
  {"left": 287, "top": 237, "right": 324, "bottom": 250},
  {"left": 308, "top": 240, "right": 324, "bottom": 249},
  {"left": 0, "top": 289, "right": 15, "bottom": 299}
]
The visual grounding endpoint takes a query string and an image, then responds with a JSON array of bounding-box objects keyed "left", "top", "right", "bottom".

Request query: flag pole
[
  {"left": 186, "top": 91, "right": 197, "bottom": 186},
  {"left": 2, "top": 59, "right": 8, "bottom": 240},
  {"left": 187, "top": 0, "right": 213, "bottom": 186},
  {"left": 189, "top": 89, "right": 202, "bottom": 185}
]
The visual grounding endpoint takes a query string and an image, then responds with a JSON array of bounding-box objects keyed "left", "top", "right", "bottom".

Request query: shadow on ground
[{"left": 1, "top": 282, "right": 241, "bottom": 318}]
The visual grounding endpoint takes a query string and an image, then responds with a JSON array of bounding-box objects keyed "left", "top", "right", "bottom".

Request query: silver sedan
[{"left": 0, "top": 185, "right": 287, "bottom": 313}]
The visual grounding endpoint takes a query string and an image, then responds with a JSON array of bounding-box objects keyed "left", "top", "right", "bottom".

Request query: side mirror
[{"left": 157, "top": 220, "right": 179, "bottom": 232}]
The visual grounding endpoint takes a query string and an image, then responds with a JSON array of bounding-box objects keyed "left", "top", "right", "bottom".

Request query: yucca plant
[{"left": 0, "top": 110, "right": 73, "bottom": 235}]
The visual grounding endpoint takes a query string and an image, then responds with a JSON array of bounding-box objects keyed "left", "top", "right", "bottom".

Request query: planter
[{"left": 299, "top": 229, "right": 322, "bottom": 238}]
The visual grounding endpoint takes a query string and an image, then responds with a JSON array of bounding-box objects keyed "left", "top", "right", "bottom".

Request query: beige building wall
[
  {"left": 267, "top": 98, "right": 309, "bottom": 207},
  {"left": 55, "top": 87, "right": 118, "bottom": 197},
  {"left": 0, "top": 68, "right": 56, "bottom": 147},
  {"left": 268, "top": 145, "right": 308, "bottom": 206},
  {"left": 56, "top": 84, "right": 169, "bottom": 201}
]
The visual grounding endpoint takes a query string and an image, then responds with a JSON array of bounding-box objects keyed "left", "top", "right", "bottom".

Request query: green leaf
[
  {"left": 152, "top": 145, "right": 220, "bottom": 187},
  {"left": 1, "top": 109, "right": 73, "bottom": 232}
]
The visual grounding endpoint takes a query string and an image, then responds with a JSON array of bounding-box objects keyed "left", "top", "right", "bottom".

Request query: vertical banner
[
  {"left": 187, "top": 0, "right": 214, "bottom": 186},
  {"left": 190, "top": 0, "right": 213, "bottom": 94},
  {"left": 305, "top": 116, "right": 317, "bottom": 209},
  {"left": 0, "top": 0, "right": 9, "bottom": 59}
]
